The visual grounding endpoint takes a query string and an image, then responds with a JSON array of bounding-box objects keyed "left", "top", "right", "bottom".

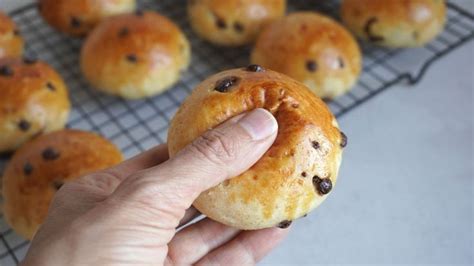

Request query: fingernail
[{"left": 238, "top": 108, "right": 278, "bottom": 140}]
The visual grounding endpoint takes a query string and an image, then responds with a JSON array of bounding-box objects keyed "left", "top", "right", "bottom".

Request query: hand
[{"left": 23, "top": 108, "right": 289, "bottom": 266}]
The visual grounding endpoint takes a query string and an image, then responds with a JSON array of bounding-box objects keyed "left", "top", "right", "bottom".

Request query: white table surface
[{"left": 1, "top": 0, "right": 473, "bottom": 265}]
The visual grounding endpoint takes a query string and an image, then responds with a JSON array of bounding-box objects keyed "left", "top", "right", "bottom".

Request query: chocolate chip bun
[
  {"left": 0, "top": 11, "right": 24, "bottom": 58},
  {"left": 80, "top": 11, "right": 191, "bottom": 99},
  {"left": 188, "top": 0, "right": 286, "bottom": 46},
  {"left": 251, "top": 12, "right": 362, "bottom": 100},
  {"left": 0, "top": 57, "right": 70, "bottom": 153},
  {"left": 38, "top": 0, "right": 136, "bottom": 36},
  {"left": 168, "top": 66, "right": 346, "bottom": 229},
  {"left": 341, "top": 0, "right": 446, "bottom": 48},
  {"left": 2, "top": 129, "right": 123, "bottom": 239}
]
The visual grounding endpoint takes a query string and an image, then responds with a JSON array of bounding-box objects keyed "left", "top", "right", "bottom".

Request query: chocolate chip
[
  {"left": 313, "top": 175, "right": 321, "bottom": 183},
  {"left": 340, "top": 131, "right": 347, "bottom": 148},
  {"left": 311, "top": 141, "right": 320, "bottom": 149},
  {"left": 214, "top": 76, "right": 240, "bottom": 92},
  {"left": 338, "top": 57, "right": 345, "bottom": 69},
  {"left": 18, "top": 120, "right": 31, "bottom": 131},
  {"left": 70, "top": 17, "right": 81, "bottom": 28},
  {"left": 245, "top": 64, "right": 264, "bottom": 72},
  {"left": 135, "top": 10, "right": 144, "bottom": 16},
  {"left": 319, "top": 178, "right": 332, "bottom": 194},
  {"left": 216, "top": 18, "right": 226, "bottom": 29},
  {"left": 301, "top": 172, "right": 307, "bottom": 177},
  {"left": 23, "top": 55, "right": 37, "bottom": 65},
  {"left": 364, "top": 17, "right": 384, "bottom": 42},
  {"left": 292, "top": 103, "right": 299, "bottom": 108},
  {"left": 13, "top": 29, "right": 21, "bottom": 36},
  {"left": 23, "top": 162, "right": 33, "bottom": 176},
  {"left": 0, "top": 65, "right": 13, "bottom": 76},
  {"left": 306, "top": 60, "right": 317, "bottom": 72},
  {"left": 126, "top": 54, "right": 138, "bottom": 63},
  {"left": 313, "top": 175, "right": 332, "bottom": 195},
  {"left": 118, "top": 27, "right": 129, "bottom": 37},
  {"left": 46, "top": 82, "right": 56, "bottom": 91},
  {"left": 234, "top": 22, "right": 244, "bottom": 33},
  {"left": 53, "top": 180, "right": 64, "bottom": 190},
  {"left": 42, "top": 147, "right": 60, "bottom": 161},
  {"left": 277, "top": 220, "right": 292, "bottom": 228}
]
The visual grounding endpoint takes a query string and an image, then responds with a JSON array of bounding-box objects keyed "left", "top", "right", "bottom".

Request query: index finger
[
  {"left": 75, "top": 144, "right": 169, "bottom": 195},
  {"left": 107, "top": 144, "right": 169, "bottom": 181}
]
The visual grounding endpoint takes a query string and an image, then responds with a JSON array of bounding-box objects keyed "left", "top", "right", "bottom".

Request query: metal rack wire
[{"left": 1, "top": 0, "right": 473, "bottom": 264}]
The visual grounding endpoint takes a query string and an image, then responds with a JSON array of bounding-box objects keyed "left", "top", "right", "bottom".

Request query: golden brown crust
[
  {"left": 2, "top": 129, "right": 123, "bottom": 239},
  {"left": 0, "top": 57, "right": 70, "bottom": 153},
  {"left": 168, "top": 67, "right": 345, "bottom": 229},
  {"left": 251, "top": 12, "right": 361, "bottom": 100},
  {"left": 38, "top": 0, "right": 136, "bottom": 36},
  {"left": 0, "top": 11, "right": 24, "bottom": 58},
  {"left": 341, "top": 0, "right": 446, "bottom": 47},
  {"left": 188, "top": 0, "right": 286, "bottom": 46},
  {"left": 80, "top": 11, "right": 191, "bottom": 99}
]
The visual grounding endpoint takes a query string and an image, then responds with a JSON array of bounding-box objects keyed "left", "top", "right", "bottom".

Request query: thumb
[
  {"left": 110, "top": 108, "right": 278, "bottom": 209},
  {"left": 171, "top": 107, "right": 278, "bottom": 184}
]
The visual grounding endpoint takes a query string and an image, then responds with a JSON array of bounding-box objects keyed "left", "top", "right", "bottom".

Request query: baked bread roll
[
  {"left": 251, "top": 12, "right": 361, "bottom": 100},
  {"left": 38, "top": 0, "right": 136, "bottom": 36},
  {"left": 168, "top": 66, "right": 346, "bottom": 229},
  {"left": 188, "top": 0, "right": 286, "bottom": 46},
  {"left": 0, "top": 11, "right": 24, "bottom": 58},
  {"left": 2, "top": 129, "right": 123, "bottom": 239},
  {"left": 81, "top": 11, "right": 191, "bottom": 99},
  {"left": 0, "top": 57, "right": 70, "bottom": 153},
  {"left": 341, "top": 0, "right": 446, "bottom": 47}
]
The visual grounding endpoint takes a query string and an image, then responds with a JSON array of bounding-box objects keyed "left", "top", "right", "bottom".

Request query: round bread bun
[
  {"left": 188, "top": 0, "right": 286, "bottom": 46},
  {"left": 168, "top": 66, "right": 346, "bottom": 229},
  {"left": 251, "top": 12, "right": 362, "bottom": 100},
  {"left": 38, "top": 0, "right": 136, "bottom": 36},
  {"left": 2, "top": 129, "right": 123, "bottom": 239},
  {"left": 0, "top": 11, "right": 24, "bottom": 58},
  {"left": 0, "top": 57, "right": 70, "bottom": 153},
  {"left": 80, "top": 11, "right": 191, "bottom": 99},
  {"left": 341, "top": 0, "right": 446, "bottom": 47}
]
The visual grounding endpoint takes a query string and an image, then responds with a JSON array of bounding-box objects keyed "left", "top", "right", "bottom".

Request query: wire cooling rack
[{"left": 1, "top": 0, "right": 473, "bottom": 264}]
